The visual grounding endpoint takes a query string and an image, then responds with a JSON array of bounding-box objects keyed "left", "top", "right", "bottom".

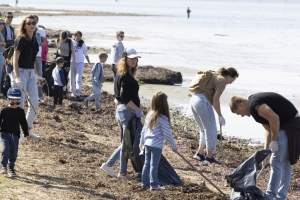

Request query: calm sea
[{"left": 3, "top": 0, "right": 300, "bottom": 141}]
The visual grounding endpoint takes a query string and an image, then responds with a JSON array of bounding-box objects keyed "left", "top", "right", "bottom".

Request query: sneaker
[
  {"left": 117, "top": 173, "right": 132, "bottom": 179},
  {"left": 8, "top": 168, "right": 16, "bottom": 177},
  {"left": 150, "top": 185, "right": 165, "bottom": 191},
  {"left": 71, "top": 93, "right": 76, "bottom": 97},
  {"left": 203, "top": 156, "right": 222, "bottom": 165},
  {"left": 1, "top": 167, "right": 7, "bottom": 174},
  {"left": 82, "top": 100, "right": 88, "bottom": 108},
  {"left": 29, "top": 132, "right": 41, "bottom": 141},
  {"left": 100, "top": 163, "right": 116, "bottom": 177},
  {"left": 193, "top": 153, "right": 205, "bottom": 161}
]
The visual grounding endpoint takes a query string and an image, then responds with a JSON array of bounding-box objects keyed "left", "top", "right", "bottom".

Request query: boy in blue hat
[{"left": 0, "top": 87, "right": 31, "bottom": 177}]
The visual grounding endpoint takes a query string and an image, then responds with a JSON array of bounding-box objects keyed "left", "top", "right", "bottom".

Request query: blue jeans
[
  {"left": 85, "top": 83, "right": 101, "bottom": 108},
  {"left": 0, "top": 53, "right": 4, "bottom": 92},
  {"left": 142, "top": 146, "right": 162, "bottom": 188},
  {"left": 0, "top": 132, "right": 19, "bottom": 169},
  {"left": 106, "top": 104, "right": 134, "bottom": 174},
  {"left": 10, "top": 68, "right": 39, "bottom": 128},
  {"left": 190, "top": 93, "right": 217, "bottom": 151},
  {"left": 266, "top": 130, "right": 291, "bottom": 200}
]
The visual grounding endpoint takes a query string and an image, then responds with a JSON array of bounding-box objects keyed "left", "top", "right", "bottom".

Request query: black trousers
[
  {"left": 112, "top": 64, "right": 117, "bottom": 76},
  {"left": 53, "top": 85, "right": 63, "bottom": 105}
]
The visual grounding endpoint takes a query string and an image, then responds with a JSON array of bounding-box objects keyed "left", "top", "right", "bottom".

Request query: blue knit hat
[{"left": 7, "top": 87, "right": 23, "bottom": 99}]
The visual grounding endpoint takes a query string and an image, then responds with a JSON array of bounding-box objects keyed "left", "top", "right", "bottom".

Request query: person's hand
[
  {"left": 135, "top": 109, "right": 144, "bottom": 118},
  {"left": 1, "top": 42, "right": 6, "bottom": 47},
  {"left": 15, "top": 77, "right": 23, "bottom": 89},
  {"left": 269, "top": 141, "right": 278, "bottom": 153},
  {"left": 63, "top": 86, "right": 66, "bottom": 91},
  {"left": 35, "top": 74, "right": 44, "bottom": 82},
  {"left": 52, "top": 86, "right": 54, "bottom": 89},
  {"left": 139, "top": 144, "right": 144, "bottom": 152},
  {"left": 25, "top": 135, "right": 32, "bottom": 141},
  {"left": 89, "top": 63, "right": 93, "bottom": 69},
  {"left": 172, "top": 148, "right": 178, "bottom": 153},
  {"left": 219, "top": 116, "right": 226, "bottom": 126}
]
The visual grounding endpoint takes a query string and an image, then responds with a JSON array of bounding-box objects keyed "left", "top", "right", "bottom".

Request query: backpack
[
  {"left": 3, "top": 46, "right": 14, "bottom": 73},
  {"left": 188, "top": 70, "right": 215, "bottom": 94}
]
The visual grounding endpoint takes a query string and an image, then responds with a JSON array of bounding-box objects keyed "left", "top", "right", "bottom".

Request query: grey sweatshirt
[
  {"left": 111, "top": 41, "right": 124, "bottom": 64},
  {"left": 91, "top": 62, "right": 104, "bottom": 86}
]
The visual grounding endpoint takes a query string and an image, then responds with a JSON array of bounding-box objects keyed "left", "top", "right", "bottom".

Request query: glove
[
  {"left": 63, "top": 86, "right": 66, "bottom": 91},
  {"left": 135, "top": 110, "right": 144, "bottom": 118},
  {"left": 218, "top": 116, "right": 226, "bottom": 125},
  {"left": 15, "top": 77, "right": 23, "bottom": 89},
  {"left": 269, "top": 141, "right": 278, "bottom": 153},
  {"left": 35, "top": 74, "right": 44, "bottom": 81},
  {"left": 139, "top": 144, "right": 144, "bottom": 154}
]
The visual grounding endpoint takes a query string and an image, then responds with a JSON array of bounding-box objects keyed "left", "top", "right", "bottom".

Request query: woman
[
  {"left": 190, "top": 67, "right": 239, "bottom": 164},
  {"left": 0, "top": 18, "right": 6, "bottom": 95},
  {"left": 56, "top": 31, "right": 76, "bottom": 95},
  {"left": 100, "top": 48, "right": 144, "bottom": 178},
  {"left": 11, "top": 15, "right": 42, "bottom": 131},
  {"left": 69, "top": 31, "right": 91, "bottom": 97}
]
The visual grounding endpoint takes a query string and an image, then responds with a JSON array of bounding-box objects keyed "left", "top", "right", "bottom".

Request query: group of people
[{"left": 0, "top": 12, "right": 299, "bottom": 198}]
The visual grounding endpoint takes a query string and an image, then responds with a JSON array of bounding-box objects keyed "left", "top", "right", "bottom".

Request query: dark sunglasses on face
[
  {"left": 26, "top": 21, "right": 37, "bottom": 26},
  {"left": 6, "top": 16, "right": 13, "bottom": 19},
  {"left": 120, "top": 35, "right": 125, "bottom": 38},
  {"left": 0, "top": 23, "right": 5, "bottom": 25},
  {"left": 9, "top": 102, "right": 21, "bottom": 106}
]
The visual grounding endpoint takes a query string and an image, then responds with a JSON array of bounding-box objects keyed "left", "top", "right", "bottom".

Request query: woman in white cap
[{"left": 100, "top": 48, "right": 143, "bottom": 178}]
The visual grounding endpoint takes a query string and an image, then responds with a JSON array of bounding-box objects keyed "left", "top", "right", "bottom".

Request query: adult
[
  {"left": 0, "top": 18, "right": 6, "bottom": 96},
  {"left": 11, "top": 15, "right": 42, "bottom": 132},
  {"left": 111, "top": 30, "right": 125, "bottom": 76},
  {"left": 0, "top": 12, "right": 15, "bottom": 48},
  {"left": 187, "top": 7, "right": 191, "bottom": 18},
  {"left": 100, "top": 48, "right": 144, "bottom": 178},
  {"left": 191, "top": 67, "right": 239, "bottom": 164},
  {"left": 56, "top": 31, "right": 76, "bottom": 96},
  {"left": 69, "top": 31, "right": 91, "bottom": 97},
  {"left": 230, "top": 93, "right": 300, "bottom": 200},
  {"left": 33, "top": 14, "right": 46, "bottom": 102}
]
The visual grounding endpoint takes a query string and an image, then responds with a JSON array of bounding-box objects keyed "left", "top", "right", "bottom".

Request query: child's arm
[
  {"left": 20, "top": 109, "right": 29, "bottom": 137},
  {"left": 99, "top": 64, "right": 104, "bottom": 86},
  {"left": 160, "top": 116, "right": 178, "bottom": 150}
]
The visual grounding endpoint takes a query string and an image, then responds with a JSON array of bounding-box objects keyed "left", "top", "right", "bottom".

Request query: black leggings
[{"left": 53, "top": 85, "right": 63, "bottom": 105}]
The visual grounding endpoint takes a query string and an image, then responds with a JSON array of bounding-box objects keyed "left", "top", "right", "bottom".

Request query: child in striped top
[{"left": 139, "top": 92, "right": 178, "bottom": 191}]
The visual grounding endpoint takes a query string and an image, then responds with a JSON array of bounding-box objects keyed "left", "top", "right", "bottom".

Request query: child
[
  {"left": 0, "top": 87, "right": 31, "bottom": 177},
  {"left": 140, "top": 92, "right": 178, "bottom": 191},
  {"left": 51, "top": 57, "right": 67, "bottom": 107},
  {"left": 82, "top": 52, "right": 108, "bottom": 109},
  {"left": 111, "top": 30, "right": 125, "bottom": 76}
]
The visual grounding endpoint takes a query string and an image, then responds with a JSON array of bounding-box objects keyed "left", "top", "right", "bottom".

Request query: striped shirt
[{"left": 140, "top": 111, "right": 177, "bottom": 150}]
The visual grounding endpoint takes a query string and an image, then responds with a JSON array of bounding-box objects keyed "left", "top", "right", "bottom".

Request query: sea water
[{"left": 5, "top": 0, "right": 300, "bottom": 141}]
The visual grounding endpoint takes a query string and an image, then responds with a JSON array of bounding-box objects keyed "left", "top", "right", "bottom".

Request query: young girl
[{"left": 140, "top": 92, "right": 178, "bottom": 191}]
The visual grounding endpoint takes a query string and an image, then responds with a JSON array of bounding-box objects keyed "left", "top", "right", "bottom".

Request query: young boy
[
  {"left": 51, "top": 57, "right": 67, "bottom": 107},
  {"left": 111, "top": 31, "right": 124, "bottom": 76},
  {"left": 82, "top": 52, "right": 108, "bottom": 109},
  {"left": 0, "top": 87, "right": 31, "bottom": 177}
]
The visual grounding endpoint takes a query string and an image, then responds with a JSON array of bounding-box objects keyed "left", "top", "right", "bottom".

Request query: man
[
  {"left": 0, "top": 12, "right": 15, "bottom": 48},
  {"left": 230, "top": 92, "right": 300, "bottom": 199},
  {"left": 33, "top": 14, "right": 46, "bottom": 102},
  {"left": 187, "top": 7, "right": 191, "bottom": 18}
]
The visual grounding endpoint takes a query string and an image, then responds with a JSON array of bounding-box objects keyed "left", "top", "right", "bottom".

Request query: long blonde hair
[
  {"left": 117, "top": 57, "right": 138, "bottom": 77},
  {"left": 149, "top": 92, "right": 171, "bottom": 131},
  {"left": 16, "top": 15, "right": 36, "bottom": 41}
]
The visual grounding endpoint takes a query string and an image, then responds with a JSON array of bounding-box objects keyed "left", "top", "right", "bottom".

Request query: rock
[{"left": 103, "top": 64, "right": 182, "bottom": 85}]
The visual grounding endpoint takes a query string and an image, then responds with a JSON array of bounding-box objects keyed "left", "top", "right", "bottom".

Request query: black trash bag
[
  {"left": 42, "top": 62, "right": 55, "bottom": 97},
  {"left": 225, "top": 149, "right": 271, "bottom": 200},
  {"left": 122, "top": 116, "right": 182, "bottom": 185}
]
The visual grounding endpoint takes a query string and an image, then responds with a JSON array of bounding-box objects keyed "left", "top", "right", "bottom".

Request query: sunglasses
[
  {"left": 6, "top": 16, "right": 13, "bottom": 19},
  {"left": 120, "top": 35, "right": 125, "bottom": 38},
  {"left": 26, "top": 21, "right": 37, "bottom": 26},
  {"left": 0, "top": 23, "right": 5, "bottom": 25},
  {"left": 9, "top": 102, "right": 21, "bottom": 106}
]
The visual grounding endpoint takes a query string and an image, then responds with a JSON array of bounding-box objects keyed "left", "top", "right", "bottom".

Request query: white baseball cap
[{"left": 125, "top": 48, "right": 141, "bottom": 58}]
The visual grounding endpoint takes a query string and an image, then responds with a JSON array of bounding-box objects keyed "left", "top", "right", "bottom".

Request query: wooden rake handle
[{"left": 175, "top": 151, "right": 226, "bottom": 197}]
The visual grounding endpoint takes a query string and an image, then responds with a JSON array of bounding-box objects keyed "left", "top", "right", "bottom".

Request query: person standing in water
[{"left": 187, "top": 7, "right": 191, "bottom": 18}]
